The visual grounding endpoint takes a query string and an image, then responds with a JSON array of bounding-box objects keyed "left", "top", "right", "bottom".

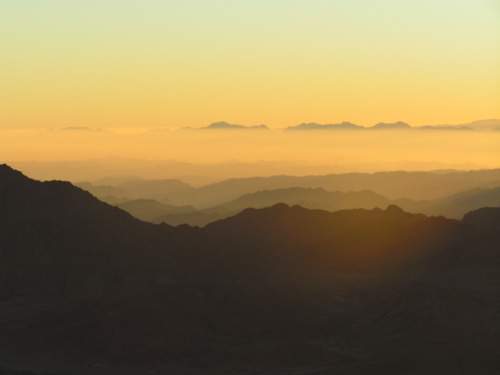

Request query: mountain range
[
  {"left": 1, "top": 164, "right": 500, "bottom": 373},
  {"left": 166, "top": 119, "right": 500, "bottom": 132},
  {"left": 146, "top": 186, "right": 500, "bottom": 226},
  {"left": 286, "top": 119, "right": 500, "bottom": 131},
  {"left": 79, "top": 169, "right": 500, "bottom": 211},
  {"left": 153, "top": 188, "right": 391, "bottom": 226}
]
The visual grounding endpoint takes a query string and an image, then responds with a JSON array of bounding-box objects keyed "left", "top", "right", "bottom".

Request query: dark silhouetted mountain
[
  {"left": 463, "top": 207, "right": 500, "bottom": 242},
  {"left": 2, "top": 165, "right": 500, "bottom": 374},
  {"left": 463, "top": 206, "right": 500, "bottom": 231}
]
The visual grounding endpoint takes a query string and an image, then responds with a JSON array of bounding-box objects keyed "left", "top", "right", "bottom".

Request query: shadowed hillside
[{"left": 1, "top": 165, "right": 500, "bottom": 374}]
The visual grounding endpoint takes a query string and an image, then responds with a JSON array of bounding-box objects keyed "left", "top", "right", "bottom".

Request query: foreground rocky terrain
[{"left": 1, "top": 165, "right": 499, "bottom": 374}]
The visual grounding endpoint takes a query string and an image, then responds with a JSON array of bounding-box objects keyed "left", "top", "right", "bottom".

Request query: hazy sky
[{"left": 2, "top": 0, "right": 499, "bottom": 129}]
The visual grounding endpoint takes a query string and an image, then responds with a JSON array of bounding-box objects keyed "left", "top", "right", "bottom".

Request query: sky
[{"left": 1, "top": 0, "right": 499, "bottom": 129}]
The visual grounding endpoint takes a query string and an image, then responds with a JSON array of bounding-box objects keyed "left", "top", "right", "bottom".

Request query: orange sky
[{"left": 1, "top": 0, "right": 499, "bottom": 129}]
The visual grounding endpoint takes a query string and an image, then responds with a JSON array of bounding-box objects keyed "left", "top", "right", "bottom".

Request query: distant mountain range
[
  {"left": 1, "top": 164, "right": 500, "bottom": 373},
  {"left": 79, "top": 169, "right": 500, "bottom": 209},
  {"left": 176, "top": 119, "right": 500, "bottom": 131},
  {"left": 396, "top": 187, "right": 500, "bottom": 219},
  {"left": 119, "top": 186, "right": 500, "bottom": 226},
  {"left": 153, "top": 188, "right": 392, "bottom": 226},
  {"left": 286, "top": 119, "right": 500, "bottom": 131}
]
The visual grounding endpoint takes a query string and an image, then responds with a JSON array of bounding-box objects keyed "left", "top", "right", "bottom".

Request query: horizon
[
  {"left": 2, "top": 0, "right": 499, "bottom": 173},
  {"left": 3, "top": 120, "right": 500, "bottom": 179}
]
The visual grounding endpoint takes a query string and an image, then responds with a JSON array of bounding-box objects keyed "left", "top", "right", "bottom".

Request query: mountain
[
  {"left": 0, "top": 164, "right": 175, "bottom": 300},
  {"left": 286, "top": 120, "right": 500, "bottom": 132},
  {"left": 155, "top": 188, "right": 391, "bottom": 226},
  {"left": 2, "top": 165, "right": 500, "bottom": 373},
  {"left": 181, "top": 169, "right": 500, "bottom": 207},
  {"left": 75, "top": 170, "right": 500, "bottom": 209},
  {"left": 117, "top": 199, "right": 196, "bottom": 222},
  {"left": 217, "top": 187, "right": 389, "bottom": 211},
  {"left": 463, "top": 207, "right": 500, "bottom": 238},
  {"left": 397, "top": 186, "right": 500, "bottom": 219},
  {"left": 154, "top": 186, "right": 500, "bottom": 226},
  {"left": 423, "top": 119, "right": 500, "bottom": 131},
  {"left": 414, "top": 119, "right": 500, "bottom": 131},
  {"left": 465, "top": 119, "right": 500, "bottom": 130}
]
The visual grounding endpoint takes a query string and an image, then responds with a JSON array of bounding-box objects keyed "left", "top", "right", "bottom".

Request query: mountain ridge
[{"left": 285, "top": 119, "right": 500, "bottom": 131}]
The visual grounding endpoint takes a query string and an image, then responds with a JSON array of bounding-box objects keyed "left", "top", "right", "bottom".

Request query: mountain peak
[
  {"left": 0, "top": 164, "right": 30, "bottom": 182},
  {"left": 385, "top": 204, "right": 406, "bottom": 214},
  {"left": 0, "top": 163, "right": 19, "bottom": 173},
  {"left": 463, "top": 207, "right": 500, "bottom": 229}
]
